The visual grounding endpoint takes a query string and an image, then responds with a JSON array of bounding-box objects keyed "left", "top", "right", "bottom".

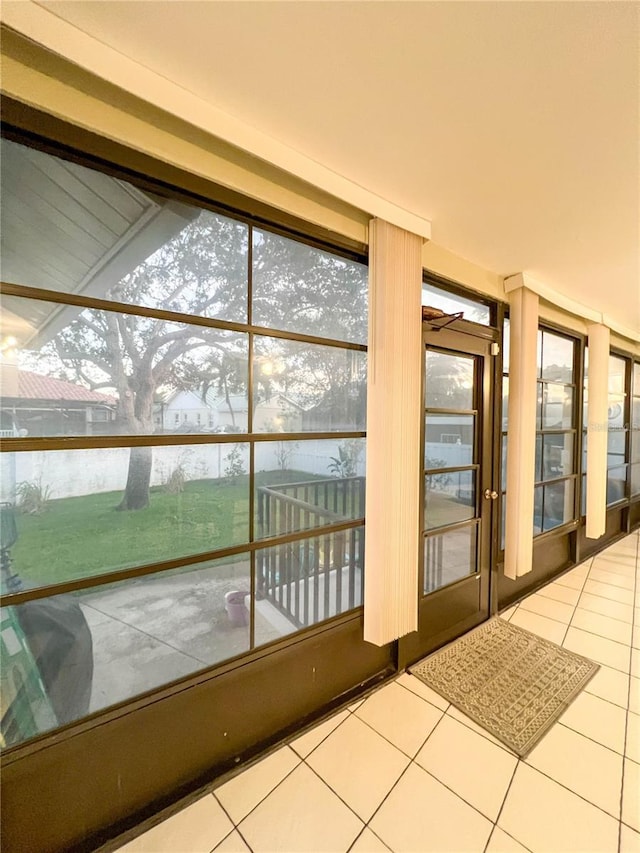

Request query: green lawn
[{"left": 11, "top": 470, "right": 325, "bottom": 589}]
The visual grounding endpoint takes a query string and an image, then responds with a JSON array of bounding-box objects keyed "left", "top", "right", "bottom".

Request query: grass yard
[{"left": 11, "top": 470, "right": 324, "bottom": 589}]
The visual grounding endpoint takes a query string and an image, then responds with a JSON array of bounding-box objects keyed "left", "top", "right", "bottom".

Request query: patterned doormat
[{"left": 409, "top": 617, "right": 599, "bottom": 757}]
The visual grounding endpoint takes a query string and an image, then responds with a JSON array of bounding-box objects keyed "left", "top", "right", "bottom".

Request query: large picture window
[
  {"left": 500, "top": 322, "right": 578, "bottom": 545},
  {"left": 632, "top": 363, "right": 640, "bottom": 497},
  {"left": 0, "top": 136, "right": 368, "bottom": 748}
]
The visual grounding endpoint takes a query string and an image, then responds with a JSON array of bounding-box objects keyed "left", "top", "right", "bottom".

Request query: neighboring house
[
  {"left": 154, "top": 389, "right": 216, "bottom": 432},
  {"left": 1, "top": 369, "right": 116, "bottom": 436},
  {"left": 205, "top": 391, "right": 304, "bottom": 432}
]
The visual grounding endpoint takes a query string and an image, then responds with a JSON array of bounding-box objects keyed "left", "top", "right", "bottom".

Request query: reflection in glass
[
  {"left": 252, "top": 229, "right": 367, "bottom": 344},
  {"left": 424, "top": 524, "right": 477, "bottom": 594},
  {"left": 501, "top": 436, "right": 508, "bottom": 491},
  {"left": 1, "top": 138, "right": 249, "bottom": 321},
  {"left": 634, "top": 363, "right": 640, "bottom": 396},
  {"left": 607, "top": 466, "right": 627, "bottom": 505},
  {"left": 541, "top": 384, "right": 574, "bottom": 429},
  {"left": 534, "top": 480, "right": 575, "bottom": 533},
  {"left": 540, "top": 331, "right": 574, "bottom": 383},
  {"left": 425, "top": 351, "right": 474, "bottom": 409},
  {"left": 541, "top": 433, "right": 574, "bottom": 481},
  {"left": 0, "top": 444, "right": 250, "bottom": 588},
  {"left": 632, "top": 431, "right": 640, "bottom": 465},
  {"left": 254, "top": 439, "right": 365, "bottom": 539},
  {"left": 633, "top": 399, "right": 640, "bottom": 431},
  {"left": 0, "top": 295, "right": 249, "bottom": 437},
  {"left": 425, "top": 470, "right": 475, "bottom": 530},
  {"left": 608, "top": 355, "right": 626, "bottom": 400},
  {"left": 631, "top": 462, "right": 640, "bottom": 496},
  {"left": 607, "top": 429, "right": 626, "bottom": 466},
  {"left": 253, "top": 337, "right": 366, "bottom": 432},
  {"left": 0, "top": 553, "right": 250, "bottom": 748},
  {"left": 255, "top": 526, "right": 364, "bottom": 643},
  {"left": 502, "top": 377, "right": 509, "bottom": 430},
  {"left": 421, "top": 284, "right": 490, "bottom": 325},
  {"left": 425, "top": 414, "right": 474, "bottom": 468}
]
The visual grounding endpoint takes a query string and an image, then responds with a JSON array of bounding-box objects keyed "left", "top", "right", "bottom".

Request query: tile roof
[{"left": 15, "top": 370, "right": 116, "bottom": 404}]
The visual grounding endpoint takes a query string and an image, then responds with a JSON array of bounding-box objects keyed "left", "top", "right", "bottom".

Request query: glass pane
[
  {"left": 633, "top": 399, "right": 640, "bottom": 431},
  {"left": 607, "top": 429, "right": 627, "bottom": 466},
  {"left": 503, "top": 319, "right": 510, "bottom": 373},
  {"left": 533, "top": 485, "right": 543, "bottom": 535},
  {"left": 607, "top": 466, "right": 627, "bottom": 505},
  {"left": 425, "top": 470, "right": 475, "bottom": 530},
  {"left": 254, "top": 439, "right": 365, "bottom": 539},
  {"left": 541, "top": 331, "right": 574, "bottom": 383},
  {"left": 252, "top": 229, "right": 367, "bottom": 344},
  {"left": 424, "top": 524, "right": 477, "bottom": 594},
  {"left": 421, "top": 284, "right": 490, "bottom": 325},
  {"left": 252, "top": 337, "right": 366, "bottom": 432},
  {"left": 255, "top": 526, "right": 363, "bottom": 642},
  {"left": 535, "top": 434, "right": 543, "bottom": 482},
  {"left": 541, "top": 384, "right": 574, "bottom": 429},
  {"left": 502, "top": 377, "right": 509, "bottom": 430},
  {"left": 425, "top": 351, "right": 474, "bottom": 409},
  {"left": 541, "top": 479, "right": 575, "bottom": 532},
  {"left": 542, "top": 433, "right": 574, "bottom": 480},
  {"left": 0, "top": 444, "right": 249, "bottom": 589},
  {"left": 0, "top": 553, "right": 250, "bottom": 748},
  {"left": 581, "top": 473, "right": 586, "bottom": 516},
  {"left": 501, "top": 436, "right": 507, "bottom": 491},
  {"left": 631, "top": 462, "right": 640, "bottom": 496},
  {"left": 632, "top": 431, "right": 640, "bottom": 465},
  {"left": 425, "top": 414, "right": 474, "bottom": 468},
  {"left": 1, "top": 138, "right": 248, "bottom": 322},
  {"left": 634, "top": 363, "right": 640, "bottom": 396},
  {"left": 608, "top": 355, "right": 626, "bottom": 402},
  {"left": 0, "top": 294, "right": 249, "bottom": 437}
]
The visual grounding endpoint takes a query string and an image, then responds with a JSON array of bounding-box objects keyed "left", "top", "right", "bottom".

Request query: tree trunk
[{"left": 117, "top": 445, "right": 153, "bottom": 510}]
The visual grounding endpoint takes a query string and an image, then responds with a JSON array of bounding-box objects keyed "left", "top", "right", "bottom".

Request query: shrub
[{"left": 15, "top": 480, "right": 51, "bottom": 515}]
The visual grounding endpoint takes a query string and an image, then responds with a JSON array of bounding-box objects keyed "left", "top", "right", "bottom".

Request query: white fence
[{"left": 0, "top": 439, "right": 365, "bottom": 502}]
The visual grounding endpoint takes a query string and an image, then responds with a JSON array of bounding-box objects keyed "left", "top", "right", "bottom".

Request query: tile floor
[{"left": 116, "top": 532, "right": 640, "bottom": 853}]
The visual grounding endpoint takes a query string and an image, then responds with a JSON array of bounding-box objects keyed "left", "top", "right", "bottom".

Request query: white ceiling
[{"left": 17, "top": 2, "right": 640, "bottom": 330}]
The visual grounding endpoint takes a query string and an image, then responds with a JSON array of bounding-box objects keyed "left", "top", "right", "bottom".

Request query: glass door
[{"left": 399, "top": 326, "right": 495, "bottom": 665}]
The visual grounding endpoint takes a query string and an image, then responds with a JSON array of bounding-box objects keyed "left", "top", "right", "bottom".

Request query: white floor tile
[
  {"left": 593, "top": 553, "right": 638, "bottom": 573},
  {"left": 290, "top": 710, "right": 349, "bottom": 758},
  {"left": 564, "top": 627, "right": 631, "bottom": 673},
  {"left": 578, "top": 591, "right": 635, "bottom": 623},
  {"left": 560, "top": 690, "right": 627, "bottom": 753},
  {"left": 584, "top": 663, "right": 630, "bottom": 708},
  {"left": 215, "top": 746, "right": 300, "bottom": 824},
  {"left": 518, "top": 592, "right": 574, "bottom": 623},
  {"left": 627, "top": 712, "right": 640, "bottom": 764},
  {"left": 446, "top": 704, "right": 515, "bottom": 753},
  {"left": 414, "top": 715, "right": 517, "bottom": 820},
  {"left": 498, "top": 763, "right": 619, "bottom": 853},
  {"left": 629, "top": 677, "right": 640, "bottom": 715},
  {"left": 571, "top": 608, "right": 633, "bottom": 644},
  {"left": 395, "top": 671, "right": 449, "bottom": 711},
  {"left": 539, "top": 582, "right": 582, "bottom": 606},
  {"left": 118, "top": 795, "right": 233, "bottom": 853},
  {"left": 499, "top": 605, "right": 518, "bottom": 621},
  {"left": 349, "top": 827, "right": 390, "bottom": 853},
  {"left": 634, "top": 626, "right": 640, "bottom": 651},
  {"left": 305, "top": 714, "right": 409, "bottom": 822},
  {"left": 620, "top": 822, "right": 640, "bottom": 853},
  {"left": 555, "top": 566, "right": 588, "bottom": 591},
  {"left": 213, "top": 830, "right": 251, "bottom": 852},
  {"left": 509, "top": 607, "right": 568, "bottom": 644},
  {"left": 526, "top": 723, "right": 623, "bottom": 817},
  {"left": 583, "top": 579, "right": 635, "bottom": 606},
  {"left": 622, "top": 758, "right": 640, "bottom": 832},
  {"left": 369, "top": 762, "right": 493, "bottom": 853},
  {"left": 349, "top": 698, "right": 365, "bottom": 712},
  {"left": 589, "top": 567, "right": 636, "bottom": 591},
  {"left": 238, "top": 763, "right": 363, "bottom": 853},
  {"left": 354, "top": 681, "right": 443, "bottom": 757},
  {"left": 632, "top": 650, "right": 640, "bottom": 679},
  {"left": 485, "top": 826, "right": 530, "bottom": 853}
]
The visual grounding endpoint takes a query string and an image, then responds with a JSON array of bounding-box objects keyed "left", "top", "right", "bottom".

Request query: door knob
[{"left": 483, "top": 489, "right": 498, "bottom": 500}]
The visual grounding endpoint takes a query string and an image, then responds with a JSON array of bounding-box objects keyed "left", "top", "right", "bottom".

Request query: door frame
[{"left": 398, "top": 318, "right": 501, "bottom": 668}]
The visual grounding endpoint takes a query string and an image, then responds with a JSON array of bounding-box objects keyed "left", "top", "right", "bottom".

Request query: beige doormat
[{"left": 409, "top": 617, "right": 599, "bottom": 757}]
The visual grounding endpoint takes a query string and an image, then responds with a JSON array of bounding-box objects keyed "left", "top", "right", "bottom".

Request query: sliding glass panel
[
  {"left": 252, "top": 229, "right": 367, "bottom": 344},
  {"left": 424, "top": 414, "right": 474, "bottom": 468},
  {"left": 0, "top": 294, "right": 249, "bottom": 437},
  {"left": 542, "top": 433, "right": 574, "bottom": 480},
  {"left": 631, "top": 462, "right": 640, "bottom": 497},
  {"left": 541, "top": 384, "right": 574, "bottom": 429},
  {"left": 421, "top": 283, "right": 490, "bottom": 325},
  {"left": 425, "top": 351, "right": 474, "bottom": 409},
  {"left": 254, "top": 526, "right": 364, "bottom": 643},
  {"left": 254, "top": 439, "right": 365, "bottom": 538},
  {"left": 252, "top": 336, "right": 366, "bottom": 432},
  {"left": 0, "top": 138, "right": 249, "bottom": 322},
  {"left": 607, "top": 466, "right": 627, "bottom": 505},
  {"left": 0, "top": 553, "right": 250, "bottom": 748},
  {"left": 541, "top": 479, "right": 575, "bottom": 532},
  {"left": 0, "top": 444, "right": 249, "bottom": 588},
  {"left": 425, "top": 470, "right": 475, "bottom": 530},
  {"left": 424, "top": 523, "right": 477, "bottom": 594},
  {"left": 540, "top": 332, "right": 574, "bottom": 383}
]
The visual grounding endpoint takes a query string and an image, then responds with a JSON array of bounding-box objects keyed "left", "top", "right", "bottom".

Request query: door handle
[{"left": 483, "top": 489, "right": 498, "bottom": 500}]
